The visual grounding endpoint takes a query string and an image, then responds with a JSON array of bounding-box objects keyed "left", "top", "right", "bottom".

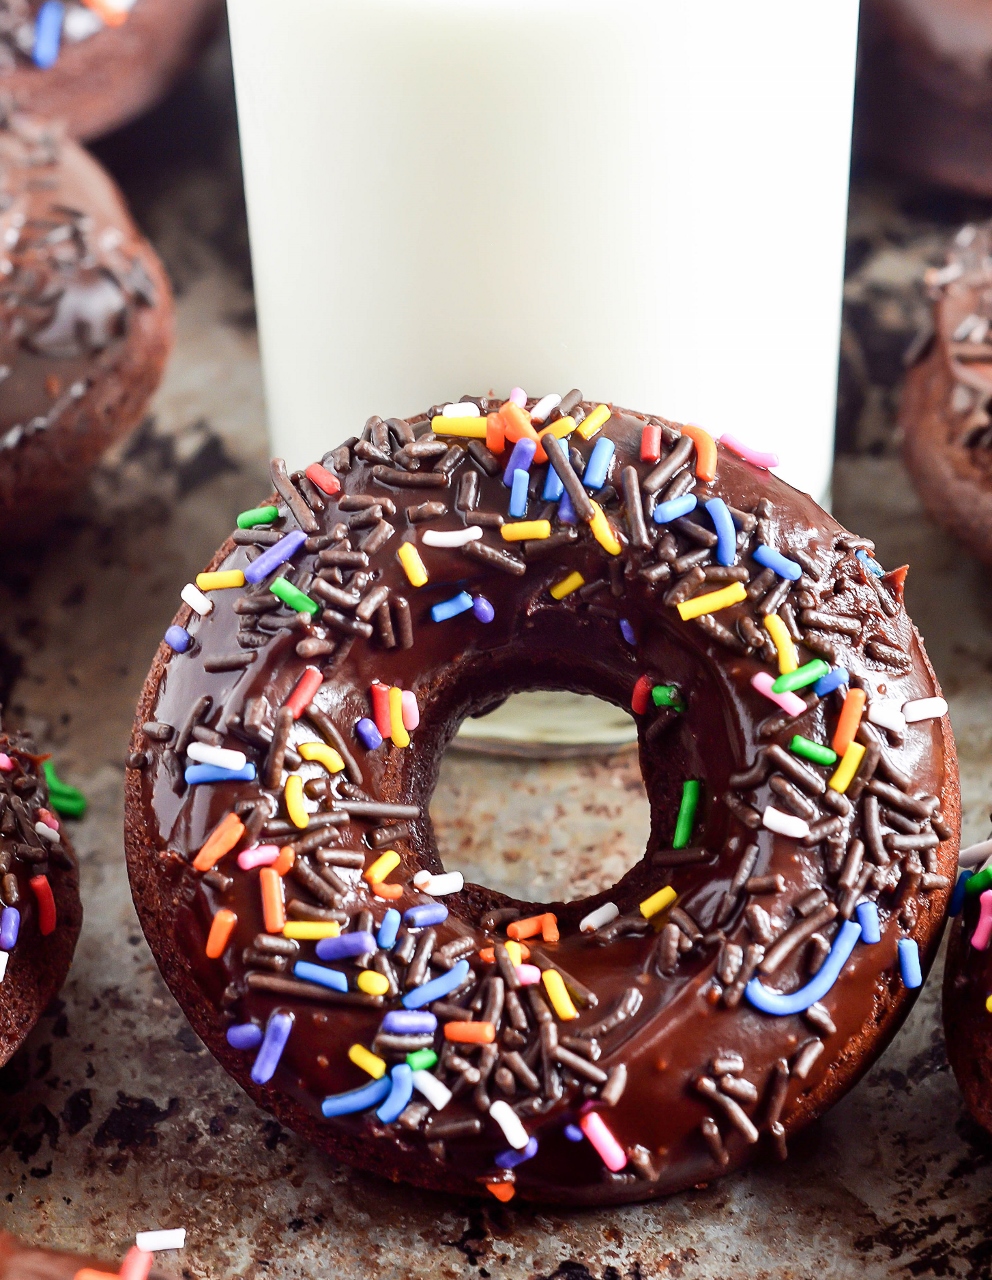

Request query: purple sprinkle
[
  {"left": 563, "top": 1124, "right": 584, "bottom": 1142},
  {"left": 0, "top": 906, "right": 19, "bottom": 950},
  {"left": 243, "top": 529, "right": 307, "bottom": 584},
  {"left": 164, "top": 625, "right": 190, "bottom": 653},
  {"left": 356, "top": 717, "right": 383, "bottom": 750},
  {"left": 250, "top": 1011, "right": 294, "bottom": 1084},
  {"left": 558, "top": 490, "right": 577, "bottom": 525},
  {"left": 502, "top": 436, "right": 537, "bottom": 486},
  {"left": 495, "top": 1136, "right": 539, "bottom": 1168},
  {"left": 227, "top": 1022, "right": 263, "bottom": 1051},
  {"left": 403, "top": 904, "right": 448, "bottom": 928},
  {"left": 381, "top": 1010, "right": 437, "bottom": 1035},
  {"left": 315, "top": 931, "right": 377, "bottom": 961},
  {"left": 472, "top": 595, "right": 495, "bottom": 623},
  {"left": 619, "top": 618, "right": 635, "bottom": 645}
]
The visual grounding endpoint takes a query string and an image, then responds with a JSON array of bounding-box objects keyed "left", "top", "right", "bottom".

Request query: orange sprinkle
[
  {"left": 74, "top": 1271, "right": 120, "bottom": 1280},
  {"left": 373, "top": 881, "right": 404, "bottom": 900},
  {"left": 206, "top": 908, "right": 237, "bottom": 959},
  {"left": 478, "top": 943, "right": 530, "bottom": 963},
  {"left": 81, "top": 0, "right": 129, "bottom": 26},
  {"left": 680, "top": 424, "right": 718, "bottom": 482},
  {"left": 192, "top": 812, "right": 245, "bottom": 871},
  {"left": 486, "top": 412, "right": 506, "bottom": 454},
  {"left": 508, "top": 913, "right": 553, "bottom": 941},
  {"left": 271, "top": 846, "right": 295, "bottom": 876},
  {"left": 260, "top": 867, "right": 286, "bottom": 932},
  {"left": 499, "top": 401, "right": 547, "bottom": 463},
  {"left": 541, "top": 914, "right": 560, "bottom": 943},
  {"left": 444, "top": 1021, "right": 496, "bottom": 1044},
  {"left": 832, "top": 687, "right": 867, "bottom": 756},
  {"left": 486, "top": 1181, "right": 516, "bottom": 1202}
]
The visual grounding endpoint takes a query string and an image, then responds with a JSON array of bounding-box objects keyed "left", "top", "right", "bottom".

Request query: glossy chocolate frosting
[{"left": 126, "top": 398, "right": 958, "bottom": 1205}]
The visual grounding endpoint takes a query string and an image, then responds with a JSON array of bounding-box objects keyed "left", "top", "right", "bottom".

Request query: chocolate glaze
[{"left": 126, "top": 400, "right": 959, "bottom": 1205}]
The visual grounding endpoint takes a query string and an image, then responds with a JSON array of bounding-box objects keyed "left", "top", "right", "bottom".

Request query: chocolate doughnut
[
  {"left": 125, "top": 394, "right": 959, "bottom": 1204},
  {"left": 901, "top": 220, "right": 992, "bottom": 566},
  {"left": 0, "top": 108, "right": 171, "bottom": 541}
]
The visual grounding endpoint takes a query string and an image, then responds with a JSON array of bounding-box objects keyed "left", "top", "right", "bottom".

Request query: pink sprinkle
[
  {"left": 508, "top": 387, "right": 527, "bottom": 408},
  {"left": 719, "top": 433, "right": 779, "bottom": 470},
  {"left": 401, "top": 690, "right": 420, "bottom": 732},
  {"left": 515, "top": 964, "right": 541, "bottom": 986},
  {"left": 751, "top": 671, "right": 806, "bottom": 718},
  {"left": 579, "top": 1111, "right": 627, "bottom": 1171},
  {"left": 972, "top": 890, "right": 992, "bottom": 950},
  {"left": 238, "top": 844, "right": 281, "bottom": 871},
  {"left": 36, "top": 808, "right": 59, "bottom": 832},
  {"left": 0, "top": 754, "right": 14, "bottom": 772},
  {"left": 119, "top": 1247, "right": 153, "bottom": 1280}
]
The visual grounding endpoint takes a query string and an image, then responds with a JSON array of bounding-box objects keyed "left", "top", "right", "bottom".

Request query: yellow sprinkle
[
  {"left": 676, "top": 581, "right": 747, "bottom": 621},
  {"left": 986, "top": 994, "right": 992, "bottom": 1013},
  {"left": 544, "top": 415, "right": 577, "bottom": 439},
  {"left": 828, "top": 741, "right": 867, "bottom": 794},
  {"left": 588, "top": 501, "right": 622, "bottom": 555},
  {"left": 357, "top": 970, "right": 391, "bottom": 996},
  {"left": 364, "top": 849, "right": 400, "bottom": 884},
  {"left": 298, "top": 741, "right": 345, "bottom": 773},
  {"left": 284, "top": 774, "right": 308, "bottom": 829},
  {"left": 505, "top": 940, "right": 523, "bottom": 966},
  {"left": 550, "top": 571, "right": 585, "bottom": 600},
  {"left": 763, "top": 613, "right": 798, "bottom": 674},
  {"left": 283, "top": 921, "right": 341, "bottom": 940},
  {"left": 397, "top": 542, "right": 429, "bottom": 588},
  {"left": 640, "top": 885, "right": 677, "bottom": 919},
  {"left": 348, "top": 1043, "right": 387, "bottom": 1078},
  {"left": 430, "top": 416, "right": 487, "bottom": 438},
  {"left": 501, "top": 520, "right": 551, "bottom": 542},
  {"left": 389, "top": 685, "right": 410, "bottom": 748},
  {"left": 541, "top": 969, "right": 578, "bottom": 1021},
  {"left": 195, "top": 569, "right": 245, "bottom": 591},
  {"left": 576, "top": 403, "right": 611, "bottom": 440}
]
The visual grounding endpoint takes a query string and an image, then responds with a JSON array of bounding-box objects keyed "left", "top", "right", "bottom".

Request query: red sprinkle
[
  {"left": 285, "top": 666, "right": 323, "bottom": 719},
  {"left": 640, "top": 424, "right": 662, "bottom": 463},
  {"left": 631, "top": 675, "right": 653, "bottom": 715},
  {"left": 305, "top": 462, "right": 341, "bottom": 496},
  {"left": 30, "top": 875, "right": 56, "bottom": 935},
  {"left": 370, "top": 682, "right": 392, "bottom": 736}
]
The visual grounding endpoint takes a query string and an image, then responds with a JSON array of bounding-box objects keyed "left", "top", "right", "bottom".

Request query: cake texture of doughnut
[
  {"left": 125, "top": 393, "right": 959, "bottom": 1205},
  {"left": 0, "top": 107, "right": 171, "bottom": 541},
  {"left": 901, "top": 220, "right": 992, "bottom": 566},
  {"left": 0, "top": 0, "right": 223, "bottom": 142},
  {"left": 0, "top": 724, "right": 82, "bottom": 1067}
]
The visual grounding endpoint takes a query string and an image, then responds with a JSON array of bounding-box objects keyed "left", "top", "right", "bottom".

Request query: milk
[{"left": 228, "top": 0, "right": 860, "bottom": 504}]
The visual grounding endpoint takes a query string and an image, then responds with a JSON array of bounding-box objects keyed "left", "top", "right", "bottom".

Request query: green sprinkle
[
  {"left": 652, "top": 684, "right": 685, "bottom": 711},
  {"left": 237, "top": 505, "right": 279, "bottom": 529},
  {"left": 42, "top": 760, "right": 87, "bottom": 817},
  {"left": 406, "top": 1048, "right": 438, "bottom": 1072},
  {"left": 771, "top": 659, "right": 830, "bottom": 695},
  {"left": 966, "top": 866, "right": 992, "bottom": 897},
  {"left": 789, "top": 735, "right": 837, "bottom": 767},
  {"left": 270, "top": 578, "right": 319, "bottom": 615},
  {"left": 673, "top": 779, "right": 701, "bottom": 849}
]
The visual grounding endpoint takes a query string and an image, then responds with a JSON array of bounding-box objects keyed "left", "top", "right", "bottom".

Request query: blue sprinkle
[
  {"left": 164, "top": 625, "right": 191, "bottom": 653},
  {"left": 509, "top": 468, "right": 530, "bottom": 518},
  {"left": 322, "top": 1075, "right": 392, "bottom": 1118},
  {"left": 619, "top": 618, "right": 636, "bottom": 646},
  {"left": 293, "top": 961, "right": 349, "bottom": 992},
  {"left": 404, "top": 903, "right": 448, "bottom": 928},
  {"left": 950, "top": 870, "right": 973, "bottom": 917},
  {"left": 32, "top": 0, "right": 63, "bottom": 68},
  {"left": 251, "top": 1011, "right": 294, "bottom": 1085},
  {"left": 502, "top": 437, "right": 537, "bottom": 485},
  {"left": 855, "top": 900, "right": 881, "bottom": 944},
  {"left": 745, "top": 919, "right": 862, "bottom": 1015},
  {"left": 376, "top": 1063, "right": 414, "bottom": 1123},
  {"left": 473, "top": 595, "right": 495, "bottom": 623},
  {"left": 495, "top": 1136, "right": 539, "bottom": 1169},
  {"left": 403, "top": 958, "right": 470, "bottom": 1009},
  {"left": 558, "top": 490, "right": 577, "bottom": 525},
  {"left": 898, "top": 938, "right": 922, "bottom": 989},
  {"left": 356, "top": 717, "right": 383, "bottom": 750},
  {"left": 185, "top": 762, "right": 257, "bottom": 785},
  {"left": 856, "top": 548, "right": 885, "bottom": 577},
  {"left": 653, "top": 494, "right": 697, "bottom": 525},
  {"left": 377, "top": 908, "right": 401, "bottom": 950},
  {"left": 543, "top": 467, "right": 564, "bottom": 502},
  {"left": 752, "top": 544, "right": 802, "bottom": 581},
  {"left": 563, "top": 1123, "right": 584, "bottom": 1142},
  {"left": 381, "top": 1010, "right": 437, "bottom": 1034},
  {"left": 582, "top": 437, "right": 615, "bottom": 491},
  {"left": 813, "top": 667, "right": 849, "bottom": 698},
  {"left": 316, "top": 932, "right": 377, "bottom": 962},
  {"left": 0, "top": 906, "right": 19, "bottom": 950},
  {"left": 705, "top": 497, "right": 737, "bottom": 567},
  {"left": 431, "top": 591, "right": 474, "bottom": 623},
  {"left": 244, "top": 530, "right": 307, "bottom": 584},
  {"left": 227, "top": 1022, "right": 263, "bottom": 1051}
]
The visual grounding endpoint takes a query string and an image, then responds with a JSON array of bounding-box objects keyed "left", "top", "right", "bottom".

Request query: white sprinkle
[
  {"left": 34, "top": 821, "right": 60, "bottom": 843},
  {"left": 186, "top": 743, "right": 247, "bottom": 771},
  {"left": 412, "top": 871, "right": 464, "bottom": 896},
  {"left": 422, "top": 526, "right": 483, "bottom": 549},
  {"left": 902, "top": 696, "right": 948, "bottom": 723},
  {"left": 956, "top": 224, "right": 977, "bottom": 248},
  {"left": 412, "top": 1070, "right": 452, "bottom": 1111},
  {"left": 136, "top": 1229, "right": 186, "bottom": 1253},
  {"left": 959, "top": 839, "right": 992, "bottom": 869},
  {"left": 761, "top": 806, "right": 810, "bottom": 840},
  {"left": 0, "top": 951, "right": 8, "bottom": 983},
  {"left": 867, "top": 700, "right": 906, "bottom": 735},
  {"left": 180, "top": 583, "right": 214, "bottom": 617},
  {"left": 579, "top": 902, "right": 619, "bottom": 933},
  {"left": 442, "top": 401, "right": 480, "bottom": 418},
  {"left": 529, "top": 393, "right": 562, "bottom": 424},
  {"left": 489, "top": 1099, "right": 529, "bottom": 1149},
  {"left": 953, "top": 314, "right": 983, "bottom": 342},
  {"left": 63, "top": 5, "right": 104, "bottom": 41}
]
